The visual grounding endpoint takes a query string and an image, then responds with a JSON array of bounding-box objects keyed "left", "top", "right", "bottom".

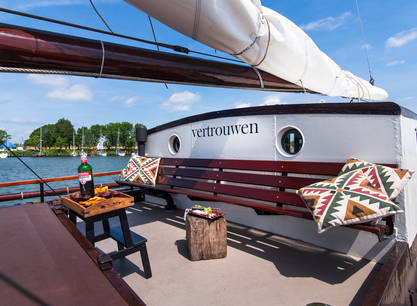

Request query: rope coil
[{"left": 252, "top": 15, "right": 271, "bottom": 68}]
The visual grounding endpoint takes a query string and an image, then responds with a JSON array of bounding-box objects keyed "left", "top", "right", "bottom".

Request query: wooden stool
[
  {"left": 186, "top": 214, "right": 227, "bottom": 261},
  {"left": 68, "top": 208, "right": 152, "bottom": 279}
]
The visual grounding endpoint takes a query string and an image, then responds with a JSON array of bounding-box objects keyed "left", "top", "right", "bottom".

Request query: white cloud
[
  {"left": 109, "top": 95, "right": 139, "bottom": 107},
  {"left": 361, "top": 44, "right": 372, "bottom": 50},
  {"left": 28, "top": 74, "right": 93, "bottom": 101},
  {"left": 125, "top": 96, "right": 139, "bottom": 107},
  {"left": 386, "top": 28, "right": 417, "bottom": 48},
  {"left": 398, "top": 96, "right": 415, "bottom": 102},
  {"left": 27, "top": 74, "right": 69, "bottom": 87},
  {"left": 301, "top": 12, "right": 352, "bottom": 31},
  {"left": 235, "top": 103, "right": 251, "bottom": 108},
  {"left": 161, "top": 91, "right": 201, "bottom": 112},
  {"left": 386, "top": 60, "right": 405, "bottom": 67},
  {"left": 47, "top": 84, "right": 92, "bottom": 101},
  {"left": 261, "top": 94, "right": 284, "bottom": 106},
  {"left": 5, "top": 117, "right": 41, "bottom": 124},
  {"left": 109, "top": 96, "right": 123, "bottom": 103}
]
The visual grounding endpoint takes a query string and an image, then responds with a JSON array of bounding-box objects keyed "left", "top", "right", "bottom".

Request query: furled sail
[{"left": 126, "top": 0, "right": 388, "bottom": 100}]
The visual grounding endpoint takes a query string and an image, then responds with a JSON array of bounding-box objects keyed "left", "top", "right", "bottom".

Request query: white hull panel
[{"left": 143, "top": 103, "right": 417, "bottom": 261}]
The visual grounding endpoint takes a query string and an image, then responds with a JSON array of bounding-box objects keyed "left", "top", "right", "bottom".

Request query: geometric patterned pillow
[
  {"left": 121, "top": 154, "right": 161, "bottom": 185},
  {"left": 297, "top": 169, "right": 403, "bottom": 233},
  {"left": 338, "top": 158, "right": 414, "bottom": 199}
]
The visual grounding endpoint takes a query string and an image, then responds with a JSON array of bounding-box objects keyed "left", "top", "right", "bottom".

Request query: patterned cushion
[
  {"left": 121, "top": 154, "right": 160, "bottom": 185},
  {"left": 297, "top": 170, "right": 403, "bottom": 233},
  {"left": 338, "top": 158, "right": 414, "bottom": 199}
]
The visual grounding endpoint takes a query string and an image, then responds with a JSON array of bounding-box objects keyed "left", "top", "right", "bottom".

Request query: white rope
[
  {"left": 232, "top": 12, "right": 263, "bottom": 56},
  {"left": 67, "top": 187, "right": 70, "bottom": 194},
  {"left": 355, "top": 0, "right": 374, "bottom": 84},
  {"left": 345, "top": 73, "right": 370, "bottom": 101},
  {"left": 252, "top": 15, "right": 271, "bottom": 68},
  {"left": 252, "top": 67, "right": 264, "bottom": 89},
  {"left": 99, "top": 40, "right": 105, "bottom": 78},
  {"left": 21, "top": 192, "right": 24, "bottom": 199},
  {"left": 299, "top": 80, "right": 310, "bottom": 103}
]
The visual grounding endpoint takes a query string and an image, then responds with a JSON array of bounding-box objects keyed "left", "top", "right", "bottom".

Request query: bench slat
[
  {"left": 157, "top": 177, "right": 306, "bottom": 207},
  {"left": 159, "top": 167, "right": 320, "bottom": 189},
  {"left": 116, "top": 180, "right": 391, "bottom": 236},
  {"left": 117, "top": 157, "right": 397, "bottom": 237},
  {"left": 160, "top": 158, "right": 344, "bottom": 175}
]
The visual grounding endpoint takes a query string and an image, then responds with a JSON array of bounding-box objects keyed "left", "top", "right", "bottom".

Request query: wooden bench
[{"left": 116, "top": 158, "right": 396, "bottom": 238}]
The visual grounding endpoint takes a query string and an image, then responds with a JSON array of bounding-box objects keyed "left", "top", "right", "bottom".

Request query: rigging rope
[
  {"left": 148, "top": 15, "right": 168, "bottom": 89},
  {"left": 0, "top": 7, "right": 243, "bottom": 64},
  {"left": 0, "top": 141, "right": 62, "bottom": 199},
  {"left": 355, "top": 0, "right": 374, "bottom": 85},
  {"left": 299, "top": 80, "right": 310, "bottom": 103},
  {"left": 89, "top": 0, "right": 114, "bottom": 33}
]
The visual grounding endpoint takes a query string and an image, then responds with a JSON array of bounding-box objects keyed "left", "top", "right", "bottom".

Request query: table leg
[
  {"left": 85, "top": 221, "right": 95, "bottom": 244},
  {"left": 102, "top": 218, "right": 110, "bottom": 235},
  {"left": 119, "top": 209, "right": 133, "bottom": 247},
  {"left": 69, "top": 210, "right": 77, "bottom": 225},
  {"left": 139, "top": 244, "right": 152, "bottom": 279}
]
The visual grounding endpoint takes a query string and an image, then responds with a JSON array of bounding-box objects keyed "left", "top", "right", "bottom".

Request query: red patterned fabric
[
  {"left": 339, "top": 158, "right": 413, "bottom": 199},
  {"left": 297, "top": 169, "right": 403, "bottom": 233},
  {"left": 121, "top": 154, "right": 160, "bottom": 185}
]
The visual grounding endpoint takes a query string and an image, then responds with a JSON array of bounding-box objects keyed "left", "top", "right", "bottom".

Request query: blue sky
[{"left": 0, "top": 0, "right": 416, "bottom": 143}]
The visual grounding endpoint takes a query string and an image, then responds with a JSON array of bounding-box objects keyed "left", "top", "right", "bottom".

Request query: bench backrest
[
  {"left": 140, "top": 158, "right": 397, "bottom": 235},
  {"left": 156, "top": 158, "right": 346, "bottom": 208}
]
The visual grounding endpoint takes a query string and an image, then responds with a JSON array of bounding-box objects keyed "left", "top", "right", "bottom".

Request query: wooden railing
[{"left": 0, "top": 171, "right": 121, "bottom": 203}]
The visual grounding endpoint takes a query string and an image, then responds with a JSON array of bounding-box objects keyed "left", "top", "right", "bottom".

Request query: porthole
[
  {"left": 277, "top": 127, "right": 304, "bottom": 156},
  {"left": 168, "top": 134, "right": 181, "bottom": 155}
]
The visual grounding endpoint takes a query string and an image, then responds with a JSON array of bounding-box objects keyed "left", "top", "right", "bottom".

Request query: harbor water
[{"left": 0, "top": 156, "right": 130, "bottom": 206}]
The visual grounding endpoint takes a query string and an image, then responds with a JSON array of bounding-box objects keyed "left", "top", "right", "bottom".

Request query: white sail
[{"left": 126, "top": 0, "right": 388, "bottom": 100}]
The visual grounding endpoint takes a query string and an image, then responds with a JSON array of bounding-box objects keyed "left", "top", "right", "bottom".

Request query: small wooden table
[
  {"left": 64, "top": 195, "right": 152, "bottom": 279},
  {"left": 186, "top": 214, "right": 227, "bottom": 261}
]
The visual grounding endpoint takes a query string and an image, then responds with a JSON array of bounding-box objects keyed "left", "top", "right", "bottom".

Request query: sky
[{"left": 0, "top": 0, "right": 416, "bottom": 143}]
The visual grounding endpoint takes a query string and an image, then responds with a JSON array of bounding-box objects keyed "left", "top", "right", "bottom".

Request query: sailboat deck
[{"left": 78, "top": 201, "right": 379, "bottom": 306}]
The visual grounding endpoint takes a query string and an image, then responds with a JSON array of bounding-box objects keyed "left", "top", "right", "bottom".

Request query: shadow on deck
[{"left": 78, "top": 201, "right": 380, "bottom": 306}]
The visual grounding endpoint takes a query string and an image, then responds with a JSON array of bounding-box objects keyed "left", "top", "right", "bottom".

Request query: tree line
[
  {"left": 0, "top": 130, "right": 10, "bottom": 144},
  {"left": 24, "top": 118, "right": 142, "bottom": 149}
]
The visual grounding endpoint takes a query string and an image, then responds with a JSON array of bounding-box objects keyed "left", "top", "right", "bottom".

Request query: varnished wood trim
[
  {"left": 148, "top": 102, "right": 416, "bottom": 134},
  {"left": 0, "top": 171, "right": 121, "bottom": 188},
  {"left": 0, "top": 23, "right": 304, "bottom": 93}
]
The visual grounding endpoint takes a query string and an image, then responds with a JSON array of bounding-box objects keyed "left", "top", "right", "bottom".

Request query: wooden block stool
[{"left": 186, "top": 214, "right": 227, "bottom": 261}]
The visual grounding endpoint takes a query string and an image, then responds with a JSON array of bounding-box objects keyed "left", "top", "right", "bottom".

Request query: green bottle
[{"left": 78, "top": 154, "right": 94, "bottom": 198}]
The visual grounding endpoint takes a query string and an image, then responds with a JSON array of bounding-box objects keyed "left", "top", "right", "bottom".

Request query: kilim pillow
[
  {"left": 121, "top": 154, "right": 161, "bottom": 185},
  {"left": 338, "top": 158, "right": 414, "bottom": 199},
  {"left": 297, "top": 169, "right": 403, "bottom": 233}
]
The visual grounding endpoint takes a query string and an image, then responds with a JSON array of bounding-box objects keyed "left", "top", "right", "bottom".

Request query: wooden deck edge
[
  {"left": 50, "top": 203, "right": 146, "bottom": 306},
  {"left": 361, "top": 238, "right": 417, "bottom": 305}
]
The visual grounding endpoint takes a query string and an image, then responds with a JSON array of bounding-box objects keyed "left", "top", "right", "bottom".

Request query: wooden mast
[{"left": 0, "top": 23, "right": 308, "bottom": 93}]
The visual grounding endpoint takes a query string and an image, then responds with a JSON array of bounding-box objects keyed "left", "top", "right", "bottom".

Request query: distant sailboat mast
[
  {"left": 39, "top": 126, "right": 42, "bottom": 157},
  {"left": 81, "top": 127, "right": 85, "bottom": 155},
  {"left": 117, "top": 129, "right": 126, "bottom": 156},
  {"left": 71, "top": 132, "right": 77, "bottom": 156}
]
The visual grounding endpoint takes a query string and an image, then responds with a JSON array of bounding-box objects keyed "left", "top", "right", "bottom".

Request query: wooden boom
[{"left": 0, "top": 23, "right": 308, "bottom": 92}]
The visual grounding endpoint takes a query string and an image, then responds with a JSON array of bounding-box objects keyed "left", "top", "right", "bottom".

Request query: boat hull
[{"left": 142, "top": 102, "right": 417, "bottom": 261}]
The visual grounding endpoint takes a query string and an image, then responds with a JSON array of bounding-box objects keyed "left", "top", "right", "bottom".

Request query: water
[{"left": 0, "top": 156, "right": 130, "bottom": 206}]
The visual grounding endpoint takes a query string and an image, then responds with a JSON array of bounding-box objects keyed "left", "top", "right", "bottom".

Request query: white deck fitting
[{"left": 76, "top": 201, "right": 379, "bottom": 306}]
